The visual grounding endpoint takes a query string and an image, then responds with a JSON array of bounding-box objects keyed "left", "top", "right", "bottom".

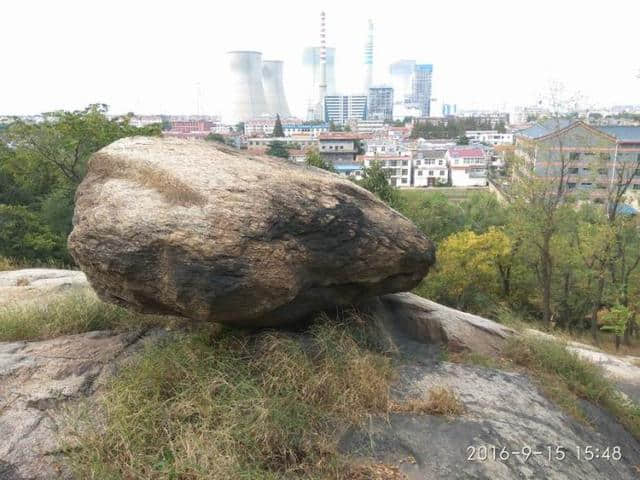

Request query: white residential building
[
  {"left": 447, "top": 147, "right": 488, "bottom": 187},
  {"left": 365, "top": 139, "right": 405, "bottom": 156},
  {"left": 413, "top": 150, "right": 448, "bottom": 186},
  {"left": 465, "top": 130, "right": 514, "bottom": 146}
]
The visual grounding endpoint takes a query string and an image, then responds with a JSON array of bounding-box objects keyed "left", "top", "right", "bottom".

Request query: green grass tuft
[{"left": 504, "top": 334, "right": 640, "bottom": 438}]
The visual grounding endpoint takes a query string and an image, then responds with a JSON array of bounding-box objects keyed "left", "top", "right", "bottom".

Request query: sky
[{"left": 2, "top": 0, "right": 639, "bottom": 118}]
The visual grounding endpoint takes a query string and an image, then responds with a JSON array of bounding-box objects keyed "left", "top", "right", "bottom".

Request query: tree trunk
[
  {"left": 615, "top": 335, "right": 621, "bottom": 351},
  {"left": 591, "top": 275, "right": 605, "bottom": 342},
  {"left": 541, "top": 235, "right": 552, "bottom": 326}
]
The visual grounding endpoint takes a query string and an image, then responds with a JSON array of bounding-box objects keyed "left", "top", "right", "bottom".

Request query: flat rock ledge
[{"left": 0, "top": 329, "right": 168, "bottom": 480}]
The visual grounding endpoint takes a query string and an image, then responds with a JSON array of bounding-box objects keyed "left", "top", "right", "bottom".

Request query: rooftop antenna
[{"left": 364, "top": 19, "right": 373, "bottom": 93}]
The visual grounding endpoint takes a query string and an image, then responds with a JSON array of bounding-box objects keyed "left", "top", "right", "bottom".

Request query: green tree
[
  {"left": 272, "top": 114, "right": 284, "bottom": 137},
  {"left": 266, "top": 140, "right": 290, "bottom": 159},
  {"left": 205, "top": 133, "right": 226, "bottom": 143},
  {"left": 398, "top": 192, "right": 465, "bottom": 244},
  {"left": 305, "top": 149, "right": 334, "bottom": 172},
  {"left": 456, "top": 135, "right": 470, "bottom": 145},
  {"left": 0, "top": 104, "right": 161, "bottom": 264},
  {"left": 356, "top": 160, "right": 401, "bottom": 209},
  {"left": 418, "top": 228, "right": 513, "bottom": 313}
]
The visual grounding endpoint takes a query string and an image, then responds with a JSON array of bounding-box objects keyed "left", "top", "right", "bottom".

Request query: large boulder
[{"left": 68, "top": 137, "right": 435, "bottom": 327}]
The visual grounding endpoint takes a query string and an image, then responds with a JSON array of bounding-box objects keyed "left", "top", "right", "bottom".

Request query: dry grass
[
  {"left": 0, "top": 291, "right": 177, "bottom": 342},
  {"left": 64, "top": 317, "right": 395, "bottom": 479},
  {"left": 91, "top": 153, "right": 207, "bottom": 207},
  {"left": 0, "top": 257, "right": 16, "bottom": 271},
  {"left": 345, "top": 463, "right": 408, "bottom": 480},
  {"left": 390, "top": 386, "right": 465, "bottom": 417},
  {"left": 15, "top": 276, "right": 30, "bottom": 286}
]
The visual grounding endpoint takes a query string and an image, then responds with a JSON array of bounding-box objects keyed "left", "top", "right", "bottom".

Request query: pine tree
[{"left": 272, "top": 114, "right": 284, "bottom": 137}]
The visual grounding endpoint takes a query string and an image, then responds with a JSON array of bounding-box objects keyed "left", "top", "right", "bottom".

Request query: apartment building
[
  {"left": 447, "top": 147, "right": 488, "bottom": 186},
  {"left": 466, "top": 130, "right": 514, "bottom": 146},
  {"left": 515, "top": 120, "right": 640, "bottom": 203},
  {"left": 413, "top": 150, "right": 448, "bottom": 186}
]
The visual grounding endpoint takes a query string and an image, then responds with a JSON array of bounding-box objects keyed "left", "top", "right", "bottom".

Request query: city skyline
[{"left": 2, "top": 0, "right": 639, "bottom": 117}]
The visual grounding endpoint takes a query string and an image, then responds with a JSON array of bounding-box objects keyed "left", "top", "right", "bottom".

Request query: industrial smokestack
[
  {"left": 262, "top": 60, "right": 291, "bottom": 117},
  {"left": 315, "top": 11, "right": 328, "bottom": 121},
  {"left": 303, "top": 46, "right": 336, "bottom": 119},
  {"left": 364, "top": 19, "right": 373, "bottom": 94},
  {"left": 226, "top": 51, "right": 268, "bottom": 124}
]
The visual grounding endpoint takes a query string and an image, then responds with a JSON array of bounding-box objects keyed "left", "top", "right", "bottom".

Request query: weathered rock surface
[
  {"left": 341, "top": 358, "right": 640, "bottom": 480},
  {"left": 361, "top": 292, "right": 516, "bottom": 356},
  {"left": 0, "top": 329, "right": 167, "bottom": 480},
  {"left": 68, "top": 137, "right": 435, "bottom": 327},
  {"left": 0, "top": 269, "right": 89, "bottom": 307}
]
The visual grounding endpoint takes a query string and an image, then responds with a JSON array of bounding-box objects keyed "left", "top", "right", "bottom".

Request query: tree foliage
[
  {"left": 0, "top": 104, "right": 161, "bottom": 264},
  {"left": 356, "top": 160, "right": 401, "bottom": 209},
  {"left": 272, "top": 114, "right": 284, "bottom": 137},
  {"left": 305, "top": 149, "right": 334, "bottom": 172},
  {"left": 266, "top": 140, "right": 290, "bottom": 159}
]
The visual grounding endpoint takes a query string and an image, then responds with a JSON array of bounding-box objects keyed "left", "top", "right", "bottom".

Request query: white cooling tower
[
  {"left": 226, "top": 51, "right": 269, "bottom": 124},
  {"left": 262, "top": 60, "right": 291, "bottom": 117}
]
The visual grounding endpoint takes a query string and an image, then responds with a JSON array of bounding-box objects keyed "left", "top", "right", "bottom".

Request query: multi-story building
[
  {"left": 283, "top": 123, "right": 328, "bottom": 137},
  {"left": 413, "top": 150, "right": 448, "bottom": 187},
  {"left": 466, "top": 130, "right": 514, "bottom": 146},
  {"left": 365, "top": 138, "right": 406, "bottom": 156},
  {"left": 412, "top": 64, "right": 433, "bottom": 117},
  {"left": 364, "top": 155, "right": 412, "bottom": 187},
  {"left": 244, "top": 116, "right": 304, "bottom": 137},
  {"left": 457, "top": 110, "right": 510, "bottom": 128},
  {"left": 352, "top": 119, "right": 386, "bottom": 134},
  {"left": 318, "top": 133, "right": 361, "bottom": 163},
  {"left": 324, "top": 95, "right": 368, "bottom": 125},
  {"left": 515, "top": 120, "right": 640, "bottom": 203},
  {"left": 446, "top": 147, "right": 488, "bottom": 186},
  {"left": 367, "top": 86, "right": 394, "bottom": 121}
]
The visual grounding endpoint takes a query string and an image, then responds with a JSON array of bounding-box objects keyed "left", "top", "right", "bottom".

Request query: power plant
[
  {"left": 225, "top": 51, "right": 291, "bottom": 124},
  {"left": 262, "top": 60, "right": 291, "bottom": 117}
]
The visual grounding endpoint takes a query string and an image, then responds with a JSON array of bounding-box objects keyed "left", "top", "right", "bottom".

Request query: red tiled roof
[{"left": 448, "top": 147, "right": 485, "bottom": 158}]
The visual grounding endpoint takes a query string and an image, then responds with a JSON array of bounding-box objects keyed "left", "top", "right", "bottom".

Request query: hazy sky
[{"left": 2, "top": 0, "right": 639, "bottom": 118}]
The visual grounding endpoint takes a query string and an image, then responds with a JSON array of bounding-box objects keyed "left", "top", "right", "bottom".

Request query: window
[
  {"left": 415, "top": 160, "right": 421, "bottom": 166},
  {"left": 581, "top": 182, "right": 592, "bottom": 188},
  {"left": 402, "top": 169, "right": 408, "bottom": 176},
  {"left": 569, "top": 168, "right": 579, "bottom": 174},
  {"left": 568, "top": 182, "right": 577, "bottom": 189},
  {"left": 428, "top": 170, "right": 434, "bottom": 176},
  {"left": 438, "top": 160, "right": 443, "bottom": 165},
  {"left": 390, "top": 160, "right": 397, "bottom": 166},
  {"left": 633, "top": 184, "right": 640, "bottom": 190},
  {"left": 598, "top": 168, "right": 608, "bottom": 175},
  {"left": 402, "top": 160, "right": 408, "bottom": 166},
  {"left": 401, "top": 178, "right": 407, "bottom": 184},
  {"left": 570, "top": 152, "right": 580, "bottom": 161},
  {"left": 582, "top": 168, "right": 591, "bottom": 173},
  {"left": 417, "top": 170, "right": 423, "bottom": 176},
  {"left": 440, "top": 170, "right": 446, "bottom": 176},
  {"left": 596, "top": 183, "right": 607, "bottom": 189}
]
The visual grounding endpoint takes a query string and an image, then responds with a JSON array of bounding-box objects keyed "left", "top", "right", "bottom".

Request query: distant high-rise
[
  {"left": 368, "top": 86, "right": 393, "bottom": 121},
  {"left": 324, "top": 95, "right": 367, "bottom": 125},
  {"left": 262, "top": 60, "right": 291, "bottom": 117},
  {"left": 363, "top": 19, "right": 373, "bottom": 94},
  {"left": 413, "top": 64, "right": 433, "bottom": 117},
  {"left": 389, "top": 60, "right": 416, "bottom": 105},
  {"left": 226, "top": 51, "right": 268, "bottom": 124}
]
